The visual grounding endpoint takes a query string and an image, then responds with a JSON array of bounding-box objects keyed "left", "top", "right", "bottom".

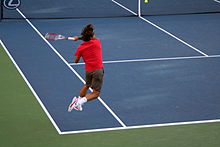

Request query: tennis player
[{"left": 68, "top": 24, "right": 104, "bottom": 112}]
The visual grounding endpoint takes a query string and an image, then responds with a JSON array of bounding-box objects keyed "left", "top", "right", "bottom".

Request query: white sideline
[{"left": 0, "top": 40, "right": 62, "bottom": 134}]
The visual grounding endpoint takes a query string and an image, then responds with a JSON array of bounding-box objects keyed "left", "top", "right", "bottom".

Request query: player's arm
[
  {"left": 74, "top": 56, "right": 80, "bottom": 63},
  {"left": 67, "top": 36, "right": 82, "bottom": 41}
]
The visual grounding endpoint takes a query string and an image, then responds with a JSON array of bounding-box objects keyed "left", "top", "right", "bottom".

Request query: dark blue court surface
[
  {"left": 145, "top": 13, "right": 220, "bottom": 55},
  {"left": 1, "top": 1, "right": 220, "bottom": 133}
]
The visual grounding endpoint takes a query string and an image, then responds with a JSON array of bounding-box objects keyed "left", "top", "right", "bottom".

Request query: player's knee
[{"left": 84, "top": 84, "right": 90, "bottom": 89}]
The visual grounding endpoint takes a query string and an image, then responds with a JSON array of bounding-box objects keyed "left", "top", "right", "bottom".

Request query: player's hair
[{"left": 81, "top": 24, "right": 95, "bottom": 41}]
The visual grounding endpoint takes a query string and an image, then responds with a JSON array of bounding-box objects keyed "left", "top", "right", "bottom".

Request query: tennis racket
[
  {"left": 44, "top": 33, "right": 67, "bottom": 40},
  {"left": 45, "top": 33, "right": 82, "bottom": 41}
]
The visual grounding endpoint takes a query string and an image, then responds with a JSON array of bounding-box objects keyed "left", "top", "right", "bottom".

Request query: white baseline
[{"left": 61, "top": 119, "right": 220, "bottom": 134}]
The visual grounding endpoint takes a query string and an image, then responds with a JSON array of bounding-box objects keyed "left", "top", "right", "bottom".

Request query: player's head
[{"left": 81, "top": 24, "right": 95, "bottom": 41}]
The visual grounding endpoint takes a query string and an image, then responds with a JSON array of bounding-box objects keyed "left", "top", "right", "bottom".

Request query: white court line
[
  {"left": 61, "top": 119, "right": 220, "bottom": 134},
  {"left": 139, "top": 16, "right": 209, "bottom": 57},
  {"left": 214, "top": 0, "right": 220, "bottom": 4},
  {"left": 112, "top": 0, "right": 209, "bottom": 57},
  {"left": 138, "top": 0, "right": 141, "bottom": 17},
  {"left": 69, "top": 54, "right": 220, "bottom": 65},
  {"left": 0, "top": 40, "right": 62, "bottom": 134},
  {"left": 112, "top": 0, "right": 137, "bottom": 15},
  {"left": 16, "top": 8, "right": 126, "bottom": 133}
]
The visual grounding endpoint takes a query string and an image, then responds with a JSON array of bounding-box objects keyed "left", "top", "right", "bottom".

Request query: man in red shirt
[{"left": 68, "top": 24, "right": 104, "bottom": 112}]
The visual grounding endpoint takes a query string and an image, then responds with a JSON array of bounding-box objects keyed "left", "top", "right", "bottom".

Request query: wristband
[{"left": 67, "top": 37, "right": 75, "bottom": 40}]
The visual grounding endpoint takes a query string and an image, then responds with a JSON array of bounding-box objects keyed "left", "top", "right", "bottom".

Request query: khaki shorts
[{"left": 85, "top": 68, "right": 104, "bottom": 92}]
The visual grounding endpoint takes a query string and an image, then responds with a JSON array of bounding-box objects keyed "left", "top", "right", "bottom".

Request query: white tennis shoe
[{"left": 68, "top": 97, "right": 83, "bottom": 112}]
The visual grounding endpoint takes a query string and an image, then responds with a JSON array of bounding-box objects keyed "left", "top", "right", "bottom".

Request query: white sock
[{"left": 77, "top": 97, "right": 87, "bottom": 105}]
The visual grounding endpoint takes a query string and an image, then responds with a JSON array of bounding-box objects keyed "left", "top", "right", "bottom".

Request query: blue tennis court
[{"left": 1, "top": 0, "right": 220, "bottom": 134}]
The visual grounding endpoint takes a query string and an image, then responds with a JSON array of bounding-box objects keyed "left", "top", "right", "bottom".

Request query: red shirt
[{"left": 75, "top": 38, "right": 104, "bottom": 71}]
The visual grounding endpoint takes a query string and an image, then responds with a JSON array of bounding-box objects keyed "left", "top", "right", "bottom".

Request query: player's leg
[
  {"left": 79, "top": 84, "right": 90, "bottom": 97},
  {"left": 68, "top": 71, "right": 92, "bottom": 112},
  {"left": 68, "top": 68, "right": 104, "bottom": 111},
  {"left": 78, "top": 68, "right": 104, "bottom": 104},
  {"left": 85, "top": 90, "right": 100, "bottom": 101},
  {"left": 79, "top": 70, "right": 93, "bottom": 97}
]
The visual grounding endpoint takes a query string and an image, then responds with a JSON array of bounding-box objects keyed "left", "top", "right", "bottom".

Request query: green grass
[{"left": 1, "top": 43, "right": 220, "bottom": 147}]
